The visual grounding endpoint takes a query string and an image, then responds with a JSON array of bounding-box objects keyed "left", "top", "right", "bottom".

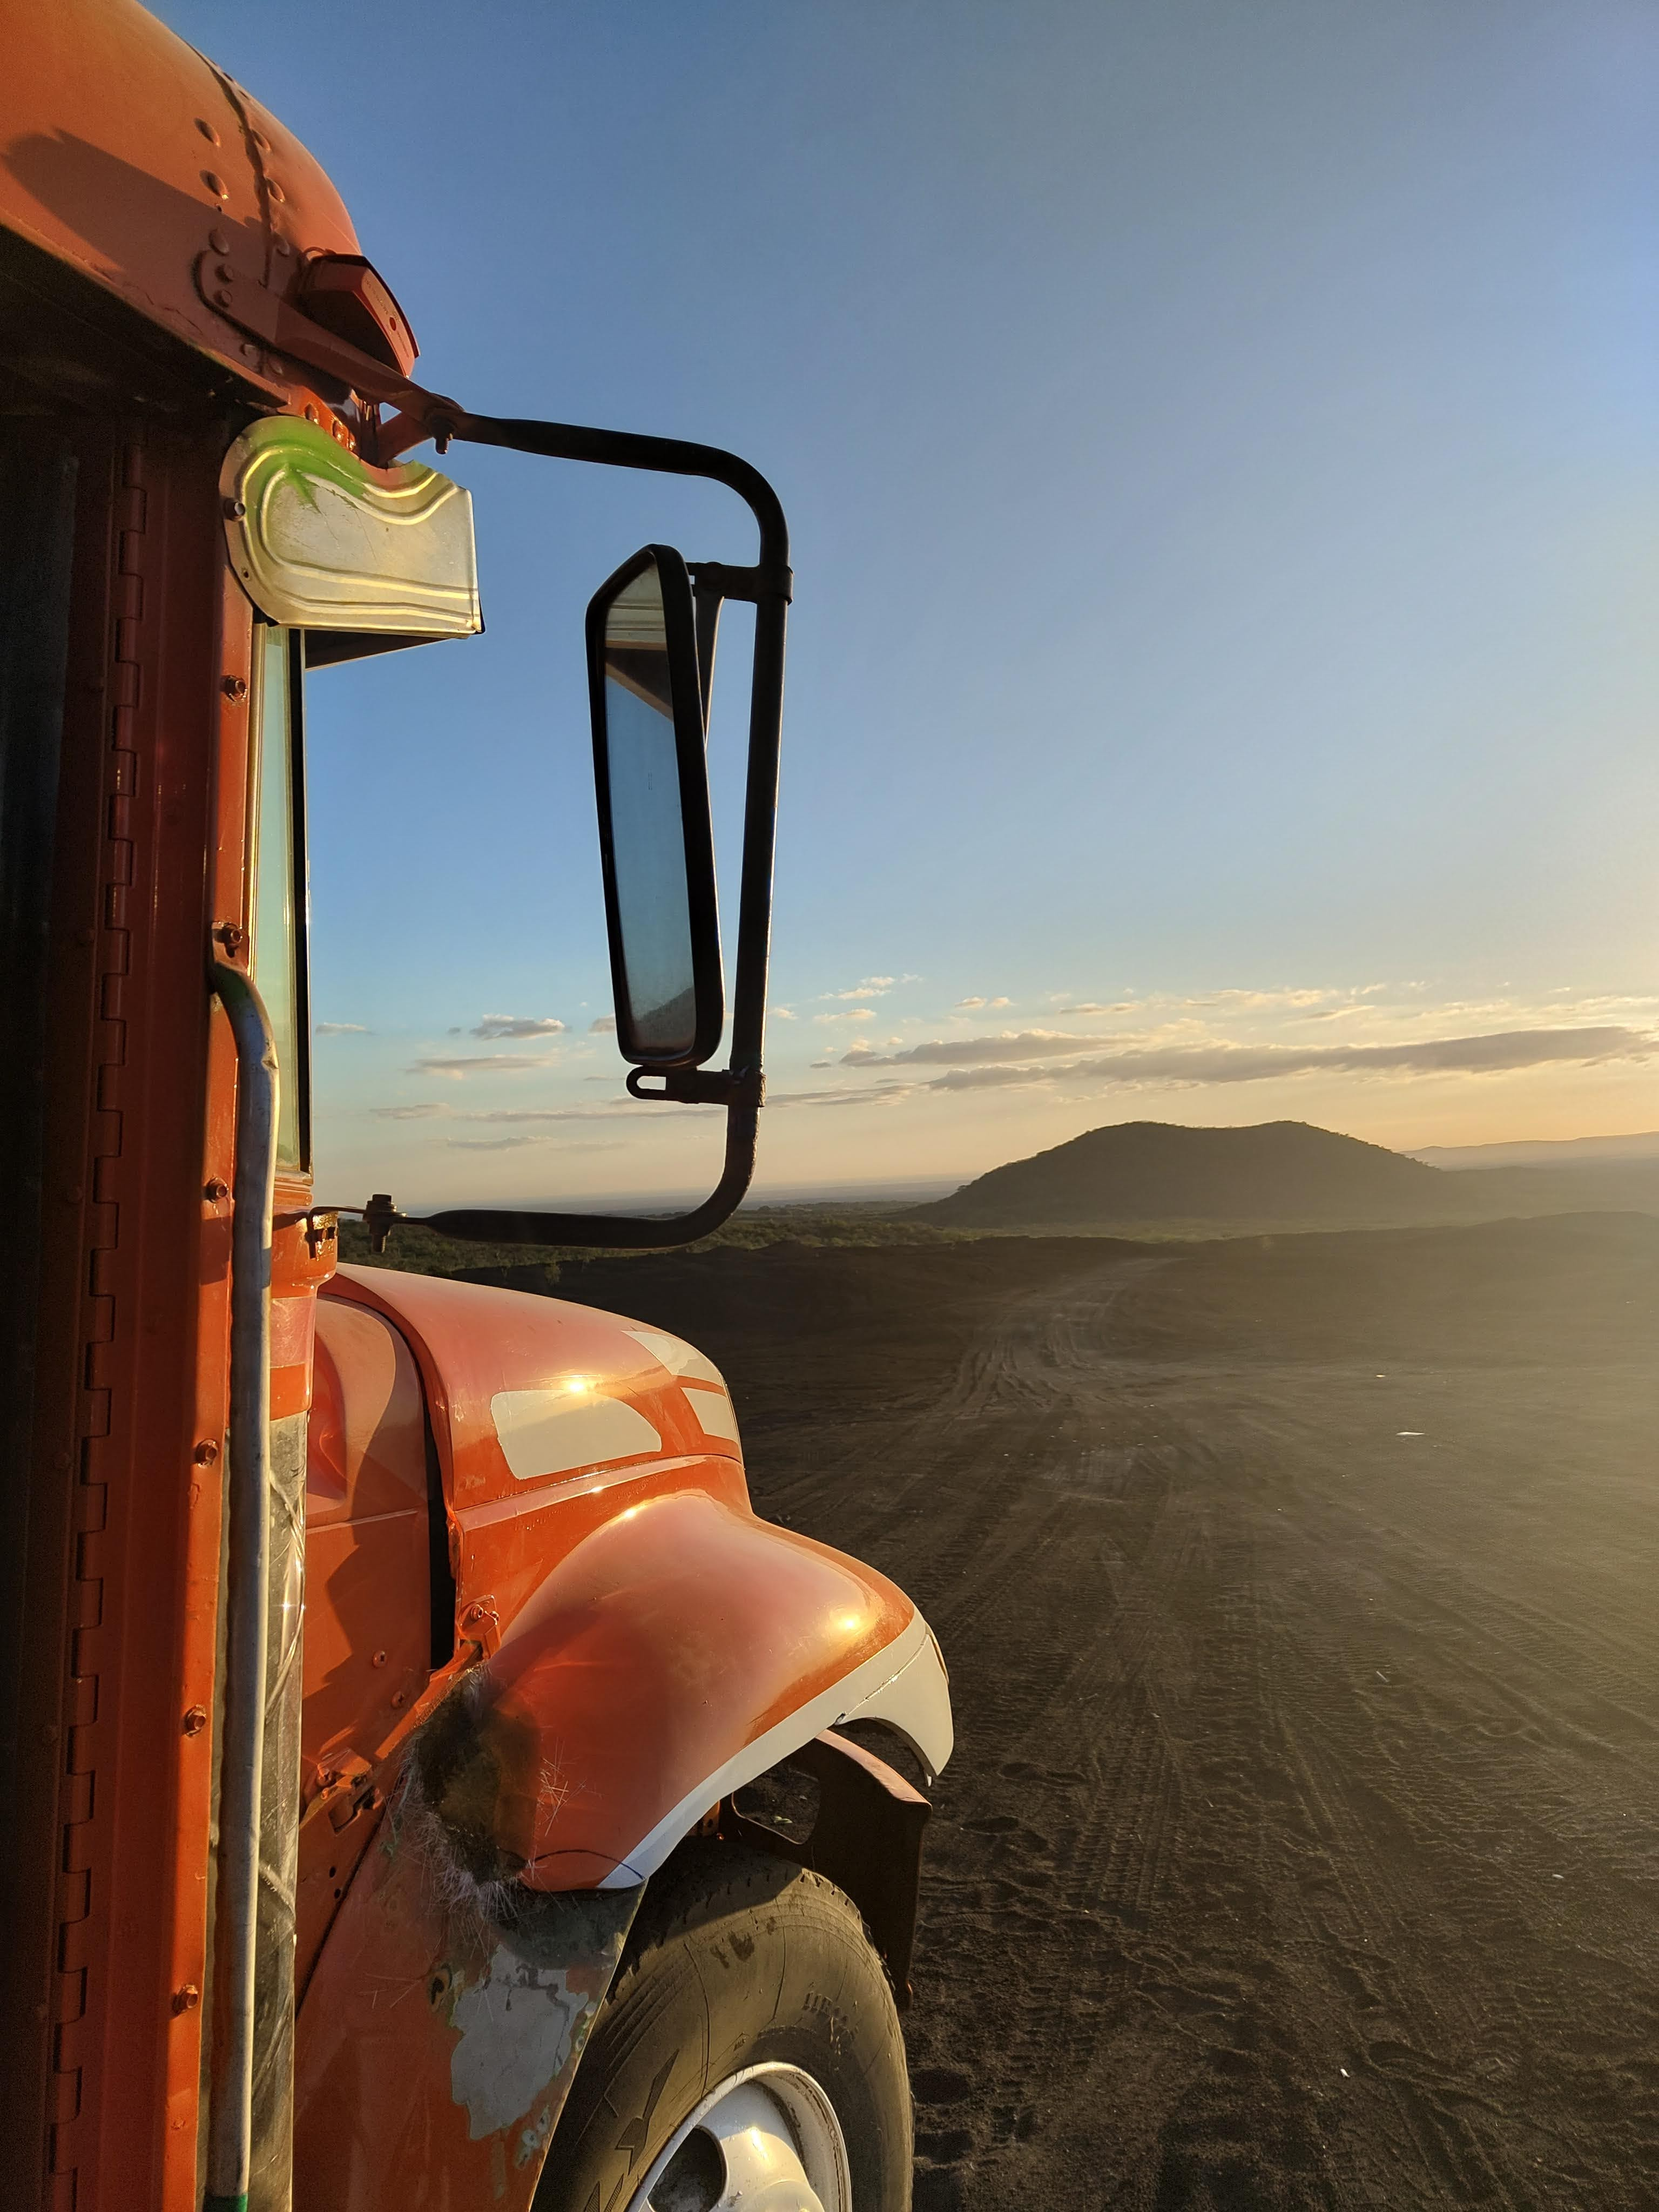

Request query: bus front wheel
[{"left": 534, "top": 1843, "right": 913, "bottom": 2212}]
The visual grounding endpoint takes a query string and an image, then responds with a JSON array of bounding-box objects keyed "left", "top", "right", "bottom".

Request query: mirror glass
[{"left": 599, "top": 555, "right": 702, "bottom": 1060}]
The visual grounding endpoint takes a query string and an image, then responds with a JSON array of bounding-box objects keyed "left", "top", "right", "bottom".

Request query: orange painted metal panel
[
  {"left": 328, "top": 1264, "right": 742, "bottom": 1499},
  {"left": 2, "top": 14, "right": 940, "bottom": 2208},
  {"left": 314, "top": 1269, "right": 916, "bottom": 1896},
  {"left": 324, "top": 1266, "right": 761, "bottom": 1631},
  {"left": 0, "top": 0, "right": 358, "bottom": 390},
  {"left": 11, "top": 422, "right": 238, "bottom": 2212},
  {"left": 450, "top": 1488, "right": 916, "bottom": 1891},
  {"left": 302, "top": 1301, "right": 429, "bottom": 1781},
  {"left": 292, "top": 1803, "right": 637, "bottom": 2212},
  {"left": 290, "top": 1428, "right": 915, "bottom": 2207},
  {"left": 7, "top": 396, "right": 338, "bottom": 2212},
  {"left": 296, "top": 1301, "right": 431, "bottom": 1998},
  {"left": 268, "top": 1195, "right": 336, "bottom": 1422}
]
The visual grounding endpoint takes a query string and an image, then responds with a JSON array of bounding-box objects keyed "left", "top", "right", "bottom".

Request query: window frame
[{"left": 248, "top": 621, "right": 312, "bottom": 1175}]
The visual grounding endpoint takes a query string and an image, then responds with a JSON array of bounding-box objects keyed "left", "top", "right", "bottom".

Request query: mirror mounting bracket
[
  {"left": 688, "top": 559, "right": 793, "bottom": 606},
  {"left": 626, "top": 1065, "right": 764, "bottom": 1108}
]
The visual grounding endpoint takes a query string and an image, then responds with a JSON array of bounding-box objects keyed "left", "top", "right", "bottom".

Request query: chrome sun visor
[{"left": 221, "top": 415, "right": 482, "bottom": 664}]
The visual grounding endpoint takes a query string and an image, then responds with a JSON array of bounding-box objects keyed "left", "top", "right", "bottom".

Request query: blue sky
[{"left": 165, "top": 1, "right": 1659, "bottom": 1204}]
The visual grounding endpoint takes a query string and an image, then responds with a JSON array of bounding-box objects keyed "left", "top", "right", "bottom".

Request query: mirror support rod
[
  {"left": 397, "top": 413, "right": 791, "bottom": 1252},
  {"left": 204, "top": 962, "right": 279, "bottom": 2212}
]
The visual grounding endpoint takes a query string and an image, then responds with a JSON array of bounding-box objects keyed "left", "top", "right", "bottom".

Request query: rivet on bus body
[
  {"left": 210, "top": 227, "right": 232, "bottom": 254},
  {"left": 201, "top": 171, "right": 227, "bottom": 199},
  {"left": 222, "top": 675, "right": 247, "bottom": 700},
  {"left": 204, "top": 1178, "right": 229, "bottom": 1202},
  {"left": 183, "top": 1707, "right": 208, "bottom": 1737},
  {"left": 193, "top": 1439, "right": 220, "bottom": 1466},
  {"left": 195, "top": 118, "right": 219, "bottom": 145}
]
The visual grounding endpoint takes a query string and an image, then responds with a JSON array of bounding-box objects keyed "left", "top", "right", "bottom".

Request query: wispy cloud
[
  {"left": 814, "top": 1008, "right": 878, "bottom": 1024},
  {"left": 386, "top": 1017, "right": 1651, "bottom": 1123},
  {"left": 588, "top": 1015, "right": 616, "bottom": 1033},
  {"left": 406, "top": 1053, "right": 558, "bottom": 1078},
  {"left": 471, "top": 1015, "right": 567, "bottom": 1039},
  {"left": 846, "top": 1029, "right": 1116, "bottom": 1067},
  {"left": 462, "top": 1105, "right": 635, "bottom": 1123},
  {"left": 1050, "top": 986, "right": 1385, "bottom": 1018},
  {"left": 822, "top": 976, "right": 896, "bottom": 1000},
  {"left": 441, "top": 1133, "right": 627, "bottom": 1152},
  {"left": 916, "top": 1026, "right": 1654, "bottom": 1092},
  {"left": 1176, "top": 987, "right": 1336, "bottom": 1011},
  {"left": 768, "top": 1022, "right": 1654, "bottom": 1112},
  {"left": 770, "top": 1083, "right": 914, "bottom": 1108},
  {"left": 443, "top": 1134, "right": 546, "bottom": 1150},
  {"left": 818, "top": 974, "right": 920, "bottom": 1001},
  {"left": 315, "top": 1022, "right": 370, "bottom": 1035},
  {"left": 956, "top": 995, "right": 1010, "bottom": 1009},
  {"left": 370, "top": 1101, "right": 643, "bottom": 1125}
]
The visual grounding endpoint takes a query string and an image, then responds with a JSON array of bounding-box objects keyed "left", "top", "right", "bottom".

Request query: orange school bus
[{"left": 0, "top": 6, "right": 952, "bottom": 2208}]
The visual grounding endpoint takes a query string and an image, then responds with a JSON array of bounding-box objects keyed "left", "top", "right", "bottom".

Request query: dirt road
[{"left": 564, "top": 1219, "right": 1659, "bottom": 2208}]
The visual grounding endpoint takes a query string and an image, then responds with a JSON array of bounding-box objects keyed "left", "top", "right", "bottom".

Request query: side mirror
[
  {"left": 586, "top": 545, "right": 723, "bottom": 1068},
  {"left": 386, "top": 406, "right": 791, "bottom": 1251}
]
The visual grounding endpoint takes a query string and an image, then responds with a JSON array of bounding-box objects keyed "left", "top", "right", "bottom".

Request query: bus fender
[{"left": 407, "top": 1486, "right": 952, "bottom": 1895}]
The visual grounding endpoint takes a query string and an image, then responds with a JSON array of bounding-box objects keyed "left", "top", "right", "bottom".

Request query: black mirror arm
[
  {"left": 409, "top": 1098, "right": 760, "bottom": 1252},
  {"left": 441, "top": 414, "right": 792, "bottom": 594},
  {"left": 382, "top": 410, "right": 790, "bottom": 1253}
]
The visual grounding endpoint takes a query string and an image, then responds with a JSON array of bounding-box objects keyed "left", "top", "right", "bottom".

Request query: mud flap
[
  {"left": 727, "top": 1731, "right": 930, "bottom": 2005},
  {"left": 292, "top": 1777, "right": 640, "bottom": 2210}
]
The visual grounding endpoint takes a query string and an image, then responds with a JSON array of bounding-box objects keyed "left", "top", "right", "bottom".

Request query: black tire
[{"left": 535, "top": 1840, "right": 913, "bottom": 2212}]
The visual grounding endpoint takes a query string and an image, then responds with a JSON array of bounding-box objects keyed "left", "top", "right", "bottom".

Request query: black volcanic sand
[{"left": 561, "top": 1214, "right": 1659, "bottom": 2209}]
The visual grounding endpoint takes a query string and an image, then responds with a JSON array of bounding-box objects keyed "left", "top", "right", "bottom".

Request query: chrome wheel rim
[{"left": 630, "top": 2061, "right": 852, "bottom": 2212}]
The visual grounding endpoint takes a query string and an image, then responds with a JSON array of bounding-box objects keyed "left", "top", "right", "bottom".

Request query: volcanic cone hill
[{"left": 913, "top": 1118, "right": 1460, "bottom": 1230}]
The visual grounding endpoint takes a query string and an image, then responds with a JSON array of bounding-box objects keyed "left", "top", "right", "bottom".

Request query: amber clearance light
[{"left": 294, "top": 253, "right": 419, "bottom": 377}]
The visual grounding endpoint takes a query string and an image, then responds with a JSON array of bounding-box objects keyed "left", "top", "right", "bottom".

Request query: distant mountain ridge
[
  {"left": 1410, "top": 1130, "right": 1659, "bottom": 1169},
  {"left": 913, "top": 1120, "right": 1449, "bottom": 1230},
  {"left": 911, "top": 1118, "right": 1659, "bottom": 1232}
]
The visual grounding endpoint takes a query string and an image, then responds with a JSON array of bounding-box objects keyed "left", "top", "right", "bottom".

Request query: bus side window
[{"left": 249, "top": 623, "right": 311, "bottom": 1171}]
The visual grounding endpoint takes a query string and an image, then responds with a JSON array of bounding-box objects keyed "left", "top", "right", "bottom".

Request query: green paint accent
[
  {"left": 203, "top": 2193, "right": 248, "bottom": 2212},
  {"left": 234, "top": 410, "right": 444, "bottom": 511},
  {"left": 222, "top": 410, "right": 481, "bottom": 641}
]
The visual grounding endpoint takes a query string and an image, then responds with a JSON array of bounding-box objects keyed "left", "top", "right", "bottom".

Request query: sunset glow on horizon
[{"left": 164, "top": 0, "right": 1659, "bottom": 1206}]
